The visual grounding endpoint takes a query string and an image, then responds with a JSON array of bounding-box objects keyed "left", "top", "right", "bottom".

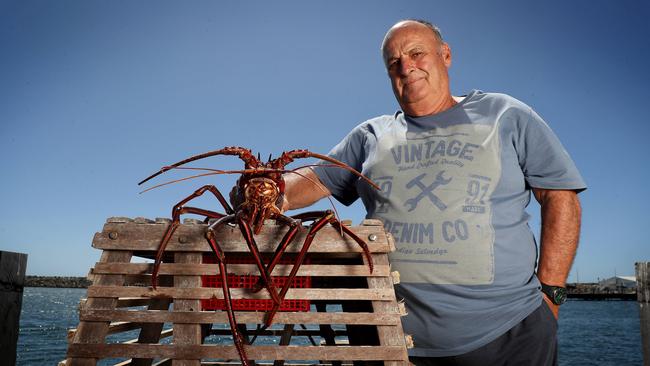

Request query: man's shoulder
[
  {"left": 363, "top": 113, "right": 401, "bottom": 126},
  {"left": 350, "top": 113, "right": 402, "bottom": 134},
  {"left": 469, "top": 90, "right": 532, "bottom": 112}
]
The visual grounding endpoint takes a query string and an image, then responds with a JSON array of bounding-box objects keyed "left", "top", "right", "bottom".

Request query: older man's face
[{"left": 382, "top": 22, "right": 451, "bottom": 114}]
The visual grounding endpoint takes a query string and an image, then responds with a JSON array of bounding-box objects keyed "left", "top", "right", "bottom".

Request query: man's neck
[{"left": 402, "top": 95, "right": 458, "bottom": 117}]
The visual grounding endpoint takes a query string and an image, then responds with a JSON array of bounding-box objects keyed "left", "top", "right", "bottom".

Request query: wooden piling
[
  {"left": 636, "top": 262, "right": 650, "bottom": 366},
  {"left": 0, "top": 250, "right": 28, "bottom": 366}
]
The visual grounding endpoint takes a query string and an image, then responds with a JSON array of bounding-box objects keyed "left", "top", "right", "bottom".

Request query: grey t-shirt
[{"left": 313, "top": 90, "right": 586, "bottom": 356}]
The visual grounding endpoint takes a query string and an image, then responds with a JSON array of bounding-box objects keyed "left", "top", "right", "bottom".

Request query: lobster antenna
[
  {"left": 139, "top": 166, "right": 343, "bottom": 229},
  {"left": 287, "top": 151, "right": 380, "bottom": 191},
  {"left": 138, "top": 166, "right": 280, "bottom": 194},
  {"left": 292, "top": 163, "right": 381, "bottom": 192},
  {"left": 139, "top": 166, "right": 307, "bottom": 194},
  {"left": 138, "top": 147, "right": 256, "bottom": 186},
  {"left": 139, "top": 170, "right": 236, "bottom": 194}
]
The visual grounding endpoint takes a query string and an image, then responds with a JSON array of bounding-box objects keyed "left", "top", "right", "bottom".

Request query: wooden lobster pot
[{"left": 62, "top": 216, "right": 410, "bottom": 365}]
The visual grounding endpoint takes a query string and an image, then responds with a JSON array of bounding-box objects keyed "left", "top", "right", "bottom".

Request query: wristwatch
[{"left": 540, "top": 283, "right": 567, "bottom": 305}]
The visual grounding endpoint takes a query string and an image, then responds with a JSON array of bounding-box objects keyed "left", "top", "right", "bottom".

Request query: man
[{"left": 281, "top": 20, "right": 585, "bottom": 365}]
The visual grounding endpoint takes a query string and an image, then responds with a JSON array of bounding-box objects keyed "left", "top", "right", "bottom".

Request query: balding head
[
  {"left": 380, "top": 19, "right": 454, "bottom": 116},
  {"left": 381, "top": 19, "right": 443, "bottom": 55}
]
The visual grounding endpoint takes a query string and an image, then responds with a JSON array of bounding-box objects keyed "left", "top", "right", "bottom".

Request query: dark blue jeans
[{"left": 410, "top": 302, "right": 558, "bottom": 366}]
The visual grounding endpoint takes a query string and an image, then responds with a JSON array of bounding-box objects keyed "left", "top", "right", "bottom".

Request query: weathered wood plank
[
  {"left": 116, "top": 298, "right": 153, "bottom": 308},
  {"left": 173, "top": 252, "right": 203, "bottom": 366},
  {"left": 67, "top": 250, "right": 133, "bottom": 366},
  {"left": 92, "top": 263, "right": 388, "bottom": 277},
  {"left": 107, "top": 321, "right": 141, "bottom": 334},
  {"left": 636, "top": 262, "right": 650, "bottom": 366},
  {"left": 66, "top": 344, "right": 406, "bottom": 361},
  {"left": 80, "top": 309, "right": 401, "bottom": 326},
  {"left": 366, "top": 251, "right": 409, "bottom": 364},
  {"left": 92, "top": 221, "right": 390, "bottom": 254},
  {"left": 131, "top": 293, "right": 172, "bottom": 366},
  {"left": 86, "top": 286, "right": 394, "bottom": 301},
  {"left": 0, "top": 250, "right": 28, "bottom": 366}
]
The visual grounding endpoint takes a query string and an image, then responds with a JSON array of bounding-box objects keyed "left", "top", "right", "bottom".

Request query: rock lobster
[{"left": 138, "top": 146, "right": 378, "bottom": 365}]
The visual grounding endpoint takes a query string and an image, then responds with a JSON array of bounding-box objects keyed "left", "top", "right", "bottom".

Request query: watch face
[{"left": 553, "top": 288, "right": 567, "bottom": 305}]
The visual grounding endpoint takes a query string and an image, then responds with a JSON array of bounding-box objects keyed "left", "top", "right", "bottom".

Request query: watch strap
[{"left": 540, "top": 282, "right": 567, "bottom": 305}]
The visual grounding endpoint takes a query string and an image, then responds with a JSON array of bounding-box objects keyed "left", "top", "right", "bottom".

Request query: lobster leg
[
  {"left": 138, "top": 146, "right": 260, "bottom": 186},
  {"left": 325, "top": 217, "right": 374, "bottom": 274},
  {"left": 263, "top": 212, "right": 333, "bottom": 327},
  {"left": 151, "top": 185, "right": 230, "bottom": 289},
  {"left": 262, "top": 211, "right": 374, "bottom": 327},
  {"left": 236, "top": 214, "right": 283, "bottom": 306},
  {"left": 201, "top": 184, "right": 235, "bottom": 214},
  {"left": 206, "top": 215, "right": 252, "bottom": 366},
  {"left": 151, "top": 221, "right": 179, "bottom": 289},
  {"left": 266, "top": 214, "right": 302, "bottom": 271},
  {"left": 251, "top": 214, "right": 302, "bottom": 293},
  {"left": 293, "top": 210, "right": 374, "bottom": 273}
]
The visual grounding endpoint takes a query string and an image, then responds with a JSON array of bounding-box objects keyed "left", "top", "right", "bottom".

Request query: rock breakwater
[{"left": 25, "top": 276, "right": 91, "bottom": 288}]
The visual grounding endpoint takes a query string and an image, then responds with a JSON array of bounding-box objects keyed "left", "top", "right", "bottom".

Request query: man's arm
[
  {"left": 533, "top": 188, "right": 582, "bottom": 319},
  {"left": 281, "top": 167, "right": 331, "bottom": 211}
]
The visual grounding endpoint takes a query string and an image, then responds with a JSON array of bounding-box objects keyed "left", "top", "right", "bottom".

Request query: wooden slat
[
  {"left": 208, "top": 328, "right": 346, "bottom": 338},
  {"left": 275, "top": 324, "right": 295, "bottom": 366},
  {"left": 66, "top": 344, "right": 406, "bottom": 361},
  {"left": 366, "top": 248, "right": 409, "bottom": 364},
  {"left": 190, "top": 363, "right": 353, "bottom": 366},
  {"left": 173, "top": 252, "right": 203, "bottom": 366},
  {"left": 107, "top": 321, "right": 140, "bottom": 334},
  {"left": 86, "top": 286, "right": 394, "bottom": 301},
  {"left": 93, "top": 221, "right": 390, "bottom": 254},
  {"left": 80, "top": 309, "right": 401, "bottom": 326},
  {"left": 92, "top": 263, "right": 388, "bottom": 277},
  {"left": 131, "top": 293, "right": 172, "bottom": 366},
  {"left": 116, "top": 298, "right": 152, "bottom": 308},
  {"left": 122, "top": 329, "right": 173, "bottom": 345},
  {"left": 67, "top": 250, "right": 133, "bottom": 366}
]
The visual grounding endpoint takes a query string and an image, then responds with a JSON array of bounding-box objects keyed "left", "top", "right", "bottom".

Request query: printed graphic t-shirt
[{"left": 313, "top": 90, "right": 586, "bottom": 356}]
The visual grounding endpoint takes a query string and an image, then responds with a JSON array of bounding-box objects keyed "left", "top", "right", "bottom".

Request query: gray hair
[
  {"left": 404, "top": 19, "right": 443, "bottom": 42},
  {"left": 381, "top": 19, "right": 444, "bottom": 52}
]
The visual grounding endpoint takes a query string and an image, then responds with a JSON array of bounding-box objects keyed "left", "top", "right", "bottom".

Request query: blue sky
[{"left": 1, "top": 0, "right": 648, "bottom": 282}]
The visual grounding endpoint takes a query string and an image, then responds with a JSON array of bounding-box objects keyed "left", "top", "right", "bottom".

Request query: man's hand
[
  {"left": 542, "top": 294, "right": 559, "bottom": 320},
  {"left": 533, "top": 188, "right": 582, "bottom": 320},
  {"left": 229, "top": 180, "right": 244, "bottom": 210}
]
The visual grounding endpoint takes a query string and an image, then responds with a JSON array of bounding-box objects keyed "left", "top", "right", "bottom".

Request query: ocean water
[
  {"left": 559, "top": 300, "right": 643, "bottom": 365},
  {"left": 17, "top": 288, "right": 86, "bottom": 366},
  {"left": 16, "top": 287, "right": 644, "bottom": 365}
]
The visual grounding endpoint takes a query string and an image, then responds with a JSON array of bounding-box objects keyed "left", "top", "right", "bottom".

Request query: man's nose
[{"left": 399, "top": 57, "right": 414, "bottom": 76}]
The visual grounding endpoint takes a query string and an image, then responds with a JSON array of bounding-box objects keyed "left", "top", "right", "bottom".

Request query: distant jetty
[
  {"left": 567, "top": 282, "right": 637, "bottom": 301},
  {"left": 25, "top": 276, "right": 91, "bottom": 288}
]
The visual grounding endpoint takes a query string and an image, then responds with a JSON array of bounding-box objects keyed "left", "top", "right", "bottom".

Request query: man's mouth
[{"left": 403, "top": 76, "right": 423, "bottom": 86}]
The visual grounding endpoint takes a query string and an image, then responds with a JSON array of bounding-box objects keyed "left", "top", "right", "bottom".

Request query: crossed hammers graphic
[{"left": 404, "top": 171, "right": 452, "bottom": 212}]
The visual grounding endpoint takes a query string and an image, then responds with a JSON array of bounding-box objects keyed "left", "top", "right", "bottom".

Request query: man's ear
[{"left": 441, "top": 42, "right": 452, "bottom": 68}]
